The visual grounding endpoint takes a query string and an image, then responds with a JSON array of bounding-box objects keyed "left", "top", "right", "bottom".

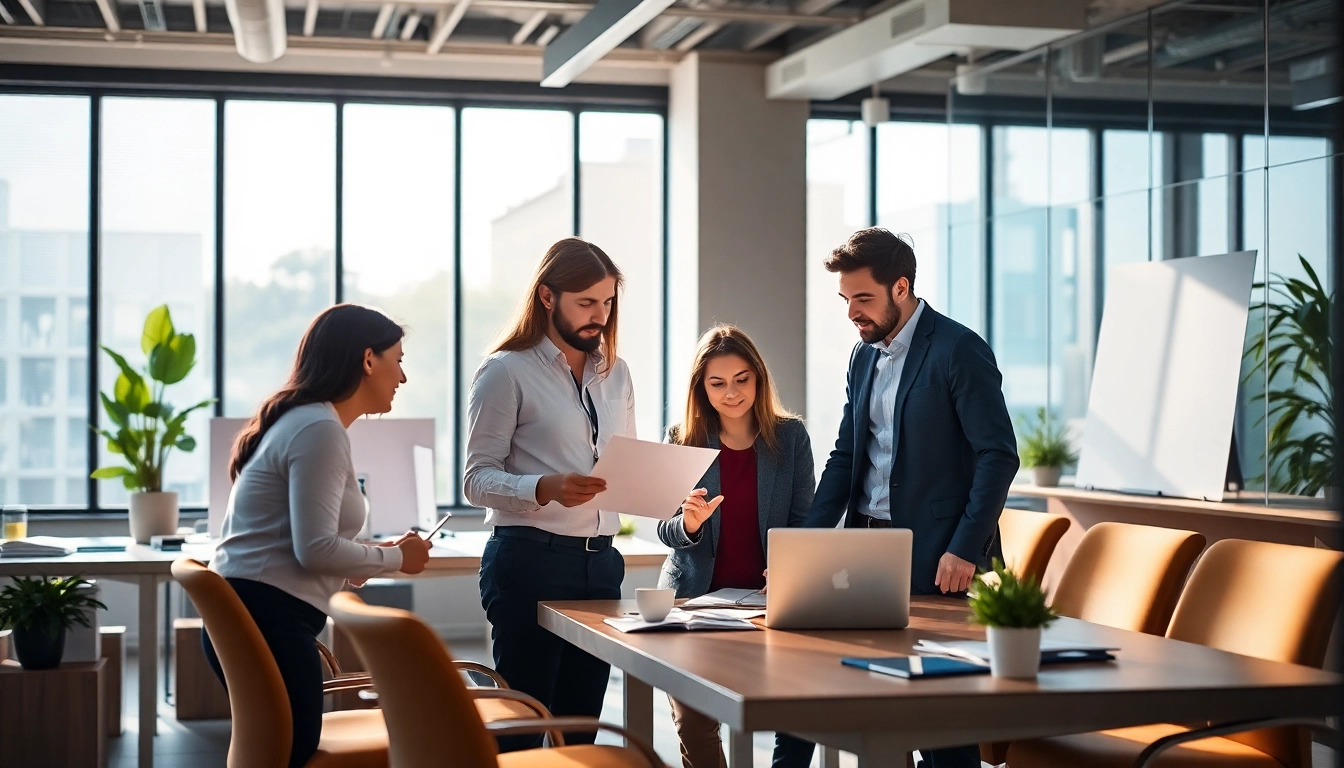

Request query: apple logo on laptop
[{"left": 832, "top": 569, "right": 851, "bottom": 590}]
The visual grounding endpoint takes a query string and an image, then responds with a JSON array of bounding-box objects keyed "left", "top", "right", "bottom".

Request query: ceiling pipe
[{"left": 224, "top": 0, "right": 287, "bottom": 62}]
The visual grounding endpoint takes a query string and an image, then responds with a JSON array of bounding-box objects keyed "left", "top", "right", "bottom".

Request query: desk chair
[
  {"left": 1051, "top": 522, "right": 1206, "bottom": 635},
  {"left": 997, "top": 508, "right": 1071, "bottom": 585},
  {"left": 172, "top": 559, "right": 551, "bottom": 768},
  {"left": 1006, "top": 539, "right": 1343, "bottom": 768},
  {"left": 328, "top": 591, "right": 665, "bottom": 768},
  {"left": 983, "top": 521, "right": 1205, "bottom": 766}
]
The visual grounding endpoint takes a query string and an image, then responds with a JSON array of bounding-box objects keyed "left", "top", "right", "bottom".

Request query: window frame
[{"left": 0, "top": 71, "right": 668, "bottom": 515}]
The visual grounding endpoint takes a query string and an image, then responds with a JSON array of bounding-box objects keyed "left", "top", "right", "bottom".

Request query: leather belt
[
  {"left": 492, "top": 525, "right": 613, "bottom": 552},
  {"left": 858, "top": 514, "right": 893, "bottom": 528}
]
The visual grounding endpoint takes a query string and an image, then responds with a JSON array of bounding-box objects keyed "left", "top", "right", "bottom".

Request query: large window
[
  {"left": 0, "top": 91, "right": 665, "bottom": 511},
  {"left": 0, "top": 94, "right": 91, "bottom": 507}
]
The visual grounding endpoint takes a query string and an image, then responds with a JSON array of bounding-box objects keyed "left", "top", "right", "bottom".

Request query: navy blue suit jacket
[{"left": 804, "top": 304, "right": 1019, "bottom": 595}]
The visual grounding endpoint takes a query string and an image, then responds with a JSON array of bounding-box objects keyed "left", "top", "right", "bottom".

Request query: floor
[{"left": 107, "top": 641, "right": 1338, "bottom": 768}]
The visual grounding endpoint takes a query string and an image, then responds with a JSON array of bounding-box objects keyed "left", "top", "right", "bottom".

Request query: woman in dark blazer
[{"left": 656, "top": 324, "right": 815, "bottom": 768}]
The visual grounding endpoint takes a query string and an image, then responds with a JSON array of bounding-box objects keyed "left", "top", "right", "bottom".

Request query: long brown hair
[
  {"left": 229, "top": 304, "right": 404, "bottom": 480},
  {"left": 670, "top": 325, "right": 796, "bottom": 453},
  {"left": 492, "top": 238, "right": 623, "bottom": 374}
]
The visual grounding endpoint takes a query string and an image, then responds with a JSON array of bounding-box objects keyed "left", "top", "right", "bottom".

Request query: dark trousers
[
  {"left": 772, "top": 737, "right": 980, "bottom": 768},
  {"left": 480, "top": 528, "right": 625, "bottom": 752},
  {"left": 202, "top": 578, "right": 329, "bottom": 768}
]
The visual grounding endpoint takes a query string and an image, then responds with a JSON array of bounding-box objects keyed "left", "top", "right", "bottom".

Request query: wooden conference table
[
  {"left": 0, "top": 532, "right": 669, "bottom": 768},
  {"left": 540, "top": 596, "right": 1341, "bottom": 767}
]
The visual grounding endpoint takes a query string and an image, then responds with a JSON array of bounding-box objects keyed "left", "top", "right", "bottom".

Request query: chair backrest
[
  {"left": 1050, "top": 522, "right": 1205, "bottom": 635},
  {"left": 328, "top": 592, "right": 499, "bottom": 768},
  {"left": 997, "top": 508, "right": 1070, "bottom": 585},
  {"left": 170, "top": 558, "right": 291, "bottom": 768},
  {"left": 1167, "top": 539, "right": 1342, "bottom": 768}
]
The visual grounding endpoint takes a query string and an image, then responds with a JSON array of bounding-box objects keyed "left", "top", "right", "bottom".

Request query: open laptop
[{"left": 765, "top": 528, "right": 912, "bottom": 630}]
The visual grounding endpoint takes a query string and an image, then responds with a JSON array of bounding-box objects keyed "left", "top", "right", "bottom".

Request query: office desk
[
  {"left": 0, "top": 533, "right": 668, "bottom": 768},
  {"left": 539, "top": 596, "right": 1340, "bottom": 767}
]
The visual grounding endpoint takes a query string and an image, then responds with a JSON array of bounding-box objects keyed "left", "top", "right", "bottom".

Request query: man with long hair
[{"left": 464, "top": 237, "right": 637, "bottom": 750}]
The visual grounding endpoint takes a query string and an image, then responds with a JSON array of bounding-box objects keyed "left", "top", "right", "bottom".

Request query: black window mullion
[
  {"left": 981, "top": 121, "right": 995, "bottom": 346},
  {"left": 214, "top": 98, "right": 226, "bottom": 418},
  {"left": 1091, "top": 126, "right": 1105, "bottom": 348},
  {"left": 868, "top": 124, "right": 878, "bottom": 228},
  {"left": 660, "top": 111, "right": 671, "bottom": 433},
  {"left": 87, "top": 93, "right": 102, "bottom": 513},
  {"left": 334, "top": 101, "right": 345, "bottom": 305},
  {"left": 572, "top": 108, "right": 582, "bottom": 237},
  {"left": 452, "top": 105, "right": 465, "bottom": 507}
]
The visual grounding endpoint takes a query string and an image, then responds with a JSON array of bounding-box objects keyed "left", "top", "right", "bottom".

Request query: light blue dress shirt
[{"left": 861, "top": 299, "right": 926, "bottom": 520}]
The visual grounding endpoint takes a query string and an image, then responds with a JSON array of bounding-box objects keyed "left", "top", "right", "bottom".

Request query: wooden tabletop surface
[{"left": 540, "top": 596, "right": 1340, "bottom": 744}]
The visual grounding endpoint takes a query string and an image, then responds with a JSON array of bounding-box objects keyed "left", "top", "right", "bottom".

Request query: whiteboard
[
  {"left": 1074, "top": 251, "right": 1256, "bottom": 501},
  {"left": 209, "top": 416, "right": 436, "bottom": 538}
]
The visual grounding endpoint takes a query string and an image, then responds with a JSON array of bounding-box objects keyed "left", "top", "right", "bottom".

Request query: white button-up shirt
[
  {"left": 861, "top": 299, "right": 926, "bottom": 520},
  {"left": 463, "top": 336, "right": 637, "bottom": 537}
]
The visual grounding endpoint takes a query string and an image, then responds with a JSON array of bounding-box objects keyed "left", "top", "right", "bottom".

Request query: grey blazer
[{"left": 656, "top": 417, "right": 815, "bottom": 598}]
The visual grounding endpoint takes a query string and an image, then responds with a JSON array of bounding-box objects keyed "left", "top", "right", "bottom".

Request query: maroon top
[{"left": 708, "top": 445, "right": 766, "bottom": 592}]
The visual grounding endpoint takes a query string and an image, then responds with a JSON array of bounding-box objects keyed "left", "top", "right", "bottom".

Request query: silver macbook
[{"left": 765, "top": 528, "right": 912, "bottom": 630}]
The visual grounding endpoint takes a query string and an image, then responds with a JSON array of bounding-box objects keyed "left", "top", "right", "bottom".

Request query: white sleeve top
[{"left": 211, "top": 401, "right": 403, "bottom": 613}]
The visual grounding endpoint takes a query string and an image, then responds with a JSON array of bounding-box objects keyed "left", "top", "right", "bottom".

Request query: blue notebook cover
[{"left": 842, "top": 656, "right": 988, "bottom": 678}]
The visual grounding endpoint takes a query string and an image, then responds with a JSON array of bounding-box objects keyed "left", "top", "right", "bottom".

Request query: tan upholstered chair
[
  {"left": 327, "top": 591, "right": 665, "bottom": 768},
  {"left": 172, "top": 559, "right": 549, "bottom": 768},
  {"left": 997, "top": 508, "right": 1071, "bottom": 585},
  {"left": 1007, "top": 539, "right": 1343, "bottom": 768},
  {"left": 1051, "top": 522, "right": 1206, "bottom": 635}
]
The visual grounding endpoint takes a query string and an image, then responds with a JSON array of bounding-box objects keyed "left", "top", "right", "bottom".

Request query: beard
[
  {"left": 553, "top": 306, "right": 605, "bottom": 353},
  {"left": 857, "top": 294, "right": 901, "bottom": 344}
]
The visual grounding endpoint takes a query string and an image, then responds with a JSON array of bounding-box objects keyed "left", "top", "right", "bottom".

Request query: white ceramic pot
[
  {"left": 1032, "top": 466, "right": 1063, "bottom": 488},
  {"left": 987, "top": 626, "right": 1042, "bottom": 679},
  {"left": 129, "top": 491, "right": 179, "bottom": 544}
]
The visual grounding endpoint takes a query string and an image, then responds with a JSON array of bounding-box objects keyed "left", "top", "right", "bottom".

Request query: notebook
[
  {"left": 843, "top": 656, "right": 988, "bottom": 678},
  {"left": 0, "top": 536, "right": 77, "bottom": 558},
  {"left": 914, "top": 639, "right": 1119, "bottom": 666},
  {"left": 604, "top": 608, "right": 761, "bottom": 633}
]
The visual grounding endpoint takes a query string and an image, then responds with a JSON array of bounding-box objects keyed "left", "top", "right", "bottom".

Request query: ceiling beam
[
  {"left": 741, "top": 0, "right": 844, "bottom": 51},
  {"left": 535, "top": 22, "right": 559, "bottom": 45},
  {"left": 511, "top": 10, "right": 546, "bottom": 43},
  {"left": 15, "top": 0, "right": 42, "bottom": 25},
  {"left": 399, "top": 10, "right": 421, "bottom": 39},
  {"left": 191, "top": 0, "right": 205, "bottom": 32},
  {"left": 0, "top": 0, "right": 13, "bottom": 23},
  {"left": 426, "top": 0, "right": 472, "bottom": 54},
  {"left": 540, "top": 0, "right": 677, "bottom": 87},
  {"left": 303, "top": 0, "right": 319, "bottom": 35},
  {"left": 674, "top": 20, "right": 719, "bottom": 51},
  {"left": 372, "top": 3, "right": 395, "bottom": 38},
  {"left": 93, "top": 0, "right": 121, "bottom": 31}
]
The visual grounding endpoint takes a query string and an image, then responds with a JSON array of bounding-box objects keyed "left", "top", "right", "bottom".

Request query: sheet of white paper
[
  {"left": 413, "top": 445, "right": 437, "bottom": 531},
  {"left": 577, "top": 435, "right": 719, "bottom": 520}
]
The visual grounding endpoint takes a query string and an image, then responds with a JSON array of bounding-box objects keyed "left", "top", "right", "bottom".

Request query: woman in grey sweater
[
  {"left": 657, "top": 325, "right": 815, "bottom": 768},
  {"left": 207, "top": 304, "right": 432, "bottom": 768}
]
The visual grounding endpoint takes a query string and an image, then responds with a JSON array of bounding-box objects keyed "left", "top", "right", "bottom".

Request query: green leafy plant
[
  {"left": 90, "top": 305, "right": 215, "bottom": 493},
  {"left": 968, "top": 559, "right": 1057, "bottom": 629},
  {"left": 0, "top": 575, "right": 107, "bottom": 635},
  {"left": 1243, "top": 255, "right": 1334, "bottom": 497},
  {"left": 1017, "top": 408, "right": 1077, "bottom": 469},
  {"left": 618, "top": 514, "right": 637, "bottom": 536}
]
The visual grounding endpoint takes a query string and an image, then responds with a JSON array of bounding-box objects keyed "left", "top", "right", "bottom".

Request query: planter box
[{"left": 0, "top": 659, "right": 106, "bottom": 767}]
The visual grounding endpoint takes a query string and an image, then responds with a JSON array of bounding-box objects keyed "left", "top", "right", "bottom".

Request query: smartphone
[{"left": 422, "top": 512, "right": 453, "bottom": 540}]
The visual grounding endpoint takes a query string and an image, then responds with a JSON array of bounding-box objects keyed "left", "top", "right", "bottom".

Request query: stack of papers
[
  {"left": 680, "top": 588, "right": 767, "bottom": 610},
  {"left": 0, "top": 537, "right": 77, "bottom": 558},
  {"left": 914, "top": 639, "right": 1117, "bottom": 665},
  {"left": 604, "top": 608, "right": 761, "bottom": 633}
]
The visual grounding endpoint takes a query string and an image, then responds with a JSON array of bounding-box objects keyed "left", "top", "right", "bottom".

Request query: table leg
[
  {"left": 138, "top": 575, "right": 159, "bottom": 768},
  {"left": 728, "top": 729, "right": 754, "bottom": 768},
  {"left": 820, "top": 746, "right": 842, "bottom": 768},
  {"left": 622, "top": 672, "right": 654, "bottom": 749}
]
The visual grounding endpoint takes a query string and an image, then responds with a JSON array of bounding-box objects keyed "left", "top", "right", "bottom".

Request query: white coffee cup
[{"left": 635, "top": 587, "right": 675, "bottom": 623}]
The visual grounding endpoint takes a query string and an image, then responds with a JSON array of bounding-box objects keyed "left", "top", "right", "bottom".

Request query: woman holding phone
[
  {"left": 207, "top": 303, "right": 433, "bottom": 768},
  {"left": 657, "top": 325, "right": 815, "bottom": 768}
]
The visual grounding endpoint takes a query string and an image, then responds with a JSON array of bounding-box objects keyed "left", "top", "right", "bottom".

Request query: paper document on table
[
  {"left": 681, "top": 588, "right": 767, "bottom": 609},
  {"left": 578, "top": 435, "right": 719, "bottom": 520}
]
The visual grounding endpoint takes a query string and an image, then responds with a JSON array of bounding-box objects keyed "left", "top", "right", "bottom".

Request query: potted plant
[
  {"left": 0, "top": 576, "right": 107, "bottom": 670},
  {"left": 91, "top": 305, "right": 214, "bottom": 543},
  {"left": 1018, "top": 408, "right": 1077, "bottom": 487},
  {"left": 1243, "top": 255, "right": 1334, "bottom": 498},
  {"left": 968, "top": 559, "right": 1057, "bottom": 679}
]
